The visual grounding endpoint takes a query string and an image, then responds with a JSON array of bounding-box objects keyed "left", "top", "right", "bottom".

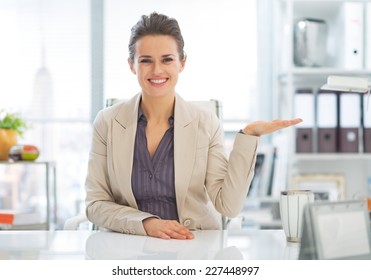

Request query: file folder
[
  {"left": 339, "top": 93, "right": 361, "bottom": 153},
  {"left": 295, "top": 89, "right": 314, "bottom": 153},
  {"left": 363, "top": 94, "right": 371, "bottom": 153},
  {"left": 317, "top": 92, "right": 337, "bottom": 153}
]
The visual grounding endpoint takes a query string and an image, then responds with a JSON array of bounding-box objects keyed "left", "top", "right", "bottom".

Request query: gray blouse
[{"left": 131, "top": 110, "right": 179, "bottom": 220}]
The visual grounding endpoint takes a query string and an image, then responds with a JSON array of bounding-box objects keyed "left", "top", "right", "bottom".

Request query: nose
[{"left": 153, "top": 61, "right": 164, "bottom": 75}]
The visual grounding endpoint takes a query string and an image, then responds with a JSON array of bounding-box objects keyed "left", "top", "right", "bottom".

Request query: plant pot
[{"left": 0, "top": 129, "right": 17, "bottom": 160}]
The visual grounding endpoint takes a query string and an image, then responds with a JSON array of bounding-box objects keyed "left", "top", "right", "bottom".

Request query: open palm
[{"left": 243, "top": 118, "right": 302, "bottom": 136}]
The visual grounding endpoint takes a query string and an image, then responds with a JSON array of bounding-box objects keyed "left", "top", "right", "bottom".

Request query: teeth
[{"left": 150, "top": 79, "right": 166, "bottom": 84}]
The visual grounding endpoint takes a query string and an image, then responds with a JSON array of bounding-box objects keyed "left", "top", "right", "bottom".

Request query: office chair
[{"left": 64, "top": 98, "right": 236, "bottom": 230}]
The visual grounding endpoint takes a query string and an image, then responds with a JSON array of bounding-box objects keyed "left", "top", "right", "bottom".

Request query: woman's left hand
[{"left": 242, "top": 118, "right": 302, "bottom": 137}]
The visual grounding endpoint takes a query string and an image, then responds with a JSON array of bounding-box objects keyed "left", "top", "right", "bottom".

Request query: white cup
[{"left": 280, "top": 190, "right": 314, "bottom": 242}]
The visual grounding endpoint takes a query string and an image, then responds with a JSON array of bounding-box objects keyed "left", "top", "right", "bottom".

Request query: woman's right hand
[{"left": 143, "top": 217, "right": 195, "bottom": 240}]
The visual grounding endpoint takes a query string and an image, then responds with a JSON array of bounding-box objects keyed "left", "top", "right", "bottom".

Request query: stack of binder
[{"left": 295, "top": 87, "right": 368, "bottom": 154}]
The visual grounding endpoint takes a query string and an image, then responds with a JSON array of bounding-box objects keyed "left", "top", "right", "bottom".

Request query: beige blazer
[{"left": 85, "top": 93, "right": 258, "bottom": 236}]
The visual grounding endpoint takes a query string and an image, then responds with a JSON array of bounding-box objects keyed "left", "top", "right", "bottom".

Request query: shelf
[
  {"left": 279, "top": 68, "right": 371, "bottom": 77},
  {"left": 273, "top": 0, "right": 371, "bottom": 199},
  {"left": 294, "top": 153, "right": 371, "bottom": 161}
]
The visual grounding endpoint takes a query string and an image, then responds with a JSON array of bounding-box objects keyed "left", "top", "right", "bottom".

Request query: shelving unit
[
  {"left": 273, "top": 0, "right": 371, "bottom": 199},
  {"left": 0, "top": 161, "right": 57, "bottom": 230}
]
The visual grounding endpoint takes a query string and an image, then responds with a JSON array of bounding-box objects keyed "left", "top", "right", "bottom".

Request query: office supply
[
  {"left": 321, "top": 75, "right": 369, "bottom": 92},
  {"left": 335, "top": 2, "right": 364, "bottom": 69},
  {"left": 0, "top": 210, "right": 41, "bottom": 226},
  {"left": 291, "top": 174, "right": 345, "bottom": 201},
  {"left": 293, "top": 18, "right": 327, "bottom": 67},
  {"left": 316, "top": 91, "right": 337, "bottom": 153},
  {"left": 339, "top": 93, "right": 361, "bottom": 153},
  {"left": 294, "top": 89, "right": 314, "bottom": 153},
  {"left": 279, "top": 190, "right": 314, "bottom": 243},
  {"left": 299, "top": 200, "right": 371, "bottom": 260}
]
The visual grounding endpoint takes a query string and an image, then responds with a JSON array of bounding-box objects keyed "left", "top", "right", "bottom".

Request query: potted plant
[{"left": 0, "top": 109, "right": 29, "bottom": 160}]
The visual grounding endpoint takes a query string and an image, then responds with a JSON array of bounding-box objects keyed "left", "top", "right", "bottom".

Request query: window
[
  {"left": 0, "top": 0, "right": 258, "bottom": 228},
  {"left": 0, "top": 0, "right": 91, "bottom": 228}
]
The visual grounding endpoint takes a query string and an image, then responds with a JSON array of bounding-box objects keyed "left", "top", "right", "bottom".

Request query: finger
[
  {"left": 161, "top": 227, "right": 190, "bottom": 240},
  {"left": 158, "top": 231, "right": 171, "bottom": 240},
  {"left": 167, "top": 223, "right": 195, "bottom": 239},
  {"left": 170, "top": 225, "right": 193, "bottom": 239},
  {"left": 176, "top": 227, "right": 194, "bottom": 239},
  {"left": 185, "top": 231, "right": 195, "bottom": 239},
  {"left": 168, "top": 230, "right": 187, "bottom": 240},
  {"left": 275, "top": 118, "right": 302, "bottom": 128},
  {"left": 290, "top": 118, "right": 303, "bottom": 125}
]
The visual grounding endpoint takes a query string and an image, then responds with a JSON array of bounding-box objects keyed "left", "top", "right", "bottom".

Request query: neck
[{"left": 140, "top": 93, "right": 175, "bottom": 122}]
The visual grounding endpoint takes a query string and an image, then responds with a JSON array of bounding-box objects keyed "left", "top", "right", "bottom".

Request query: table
[
  {"left": 0, "top": 161, "right": 57, "bottom": 230},
  {"left": 0, "top": 229, "right": 299, "bottom": 260}
]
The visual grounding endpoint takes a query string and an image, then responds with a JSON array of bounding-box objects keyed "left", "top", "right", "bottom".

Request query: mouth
[{"left": 148, "top": 78, "right": 168, "bottom": 87}]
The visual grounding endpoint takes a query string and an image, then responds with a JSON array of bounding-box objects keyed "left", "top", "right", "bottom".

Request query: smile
[{"left": 149, "top": 78, "right": 168, "bottom": 85}]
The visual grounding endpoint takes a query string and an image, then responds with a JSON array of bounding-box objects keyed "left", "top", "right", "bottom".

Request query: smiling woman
[{"left": 85, "top": 12, "right": 301, "bottom": 240}]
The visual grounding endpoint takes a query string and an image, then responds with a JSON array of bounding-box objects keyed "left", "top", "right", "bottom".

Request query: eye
[
  {"left": 163, "top": 57, "right": 174, "bottom": 63},
  {"left": 139, "top": 58, "right": 152, "bottom": 64}
]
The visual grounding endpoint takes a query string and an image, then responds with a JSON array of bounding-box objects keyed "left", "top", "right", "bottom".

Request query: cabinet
[
  {"left": 273, "top": 0, "right": 371, "bottom": 199},
  {"left": 0, "top": 161, "right": 57, "bottom": 230}
]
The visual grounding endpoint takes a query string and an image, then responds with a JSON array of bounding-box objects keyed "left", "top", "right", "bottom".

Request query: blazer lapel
[
  {"left": 111, "top": 93, "right": 141, "bottom": 208},
  {"left": 174, "top": 95, "right": 198, "bottom": 215}
]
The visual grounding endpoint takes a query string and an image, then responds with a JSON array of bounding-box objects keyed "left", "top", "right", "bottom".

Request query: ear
[
  {"left": 128, "top": 58, "right": 136, "bottom": 74},
  {"left": 179, "top": 55, "right": 187, "bottom": 73}
]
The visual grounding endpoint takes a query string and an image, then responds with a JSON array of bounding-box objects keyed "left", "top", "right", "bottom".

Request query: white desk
[{"left": 0, "top": 229, "right": 299, "bottom": 260}]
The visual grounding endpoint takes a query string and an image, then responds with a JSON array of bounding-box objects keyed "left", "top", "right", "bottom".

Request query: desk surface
[{"left": 0, "top": 229, "right": 299, "bottom": 260}]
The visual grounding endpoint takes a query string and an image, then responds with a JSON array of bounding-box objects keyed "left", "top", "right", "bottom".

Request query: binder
[
  {"left": 363, "top": 94, "right": 371, "bottom": 153},
  {"left": 317, "top": 92, "right": 337, "bottom": 153},
  {"left": 339, "top": 93, "right": 361, "bottom": 153},
  {"left": 295, "top": 89, "right": 314, "bottom": 153},
  {"left": 336, "top": 2, "right": 364, "bottom": 69}
]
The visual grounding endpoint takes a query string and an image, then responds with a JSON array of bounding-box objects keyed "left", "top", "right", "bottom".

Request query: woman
[{"left": 85, "top": 12, "right": 301, "bottom": 240}]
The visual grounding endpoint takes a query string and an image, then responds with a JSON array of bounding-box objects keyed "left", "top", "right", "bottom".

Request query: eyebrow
[{"left": 138, "top": 54, "right": 175, "bottom": 59}]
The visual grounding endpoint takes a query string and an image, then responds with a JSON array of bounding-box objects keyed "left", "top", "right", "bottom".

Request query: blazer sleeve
[
  {"left": 204, "top": 113, "right": 259, "bottom": 218},
  {"left": 85, "top": 109, "right": 157, "bottom": 235}
]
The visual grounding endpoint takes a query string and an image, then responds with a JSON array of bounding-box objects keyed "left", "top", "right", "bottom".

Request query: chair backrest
[{"left": 188, "top": 99, "right": 223, "bottom": 120}]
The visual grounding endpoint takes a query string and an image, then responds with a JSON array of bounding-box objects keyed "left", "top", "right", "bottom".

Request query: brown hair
[{"left": 128, "top": 12, "right": 185, "bottom": 63}]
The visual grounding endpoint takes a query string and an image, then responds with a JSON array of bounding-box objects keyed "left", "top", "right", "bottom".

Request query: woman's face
[{"left": 128, "top": 35, "right": 186, "bottom": 98}]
